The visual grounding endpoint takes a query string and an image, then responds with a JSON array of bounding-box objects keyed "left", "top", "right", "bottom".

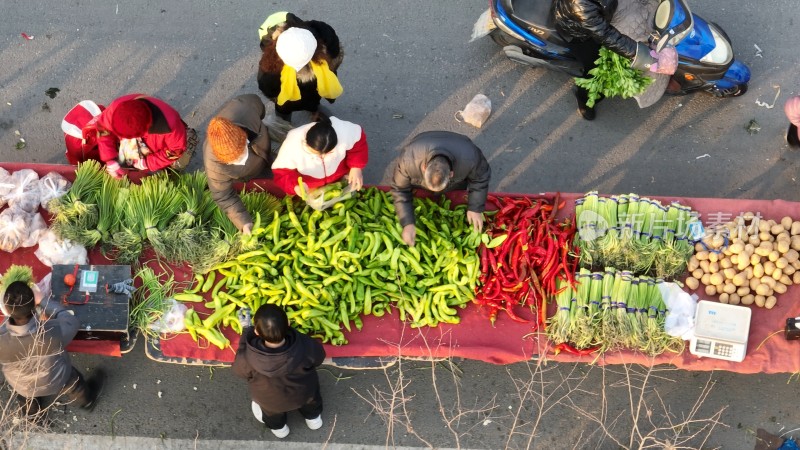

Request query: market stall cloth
[
  {"left": 156, "top": 191, "right": 800, "bottom": 374},
  {"left": 3, "top": 163, "right": 800, "bottom": 373}
]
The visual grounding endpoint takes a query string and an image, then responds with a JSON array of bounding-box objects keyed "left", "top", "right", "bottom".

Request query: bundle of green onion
[
  {"left": 575, "top": 191, "right": 699, "bottom": 278},
  {"left": 547, "top": 268, "right": 684, "bottom": 356},
  {"left": 130, "top": 267, "right": 176, "bottom": 340},
  {"left": 50, "top": 160, "right": 105, "bottom": 246}
]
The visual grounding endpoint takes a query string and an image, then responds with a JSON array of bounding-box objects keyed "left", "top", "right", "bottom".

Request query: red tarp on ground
[{"left": 3, "top": 163, "right": 800, "bottom": 373}]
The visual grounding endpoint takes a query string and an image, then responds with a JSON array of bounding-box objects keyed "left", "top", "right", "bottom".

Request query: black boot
[
  {"left": 788, "top": 124, "right": 800, "bottom": 148},
  {"left": 574, "top": 86, "right": 603, "bottom": 121},
  {"left": 81, "top": 369, "right": 107, "bottom": 412}
]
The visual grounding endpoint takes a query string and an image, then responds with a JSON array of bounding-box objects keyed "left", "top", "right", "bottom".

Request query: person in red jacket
[
  {"left": 271, "top": 116, "right": 367, "bottom": 196},
  {"left": 96, "top": 94, "right": 197, "bottom": 178}
]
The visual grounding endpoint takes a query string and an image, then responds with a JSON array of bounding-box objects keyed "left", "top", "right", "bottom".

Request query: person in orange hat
[
  {"left": 96, "top": 94, "right": 197, "bottom": 179},
  {"left": 204, "top": 94, "right": 272, "bottom": 234}
]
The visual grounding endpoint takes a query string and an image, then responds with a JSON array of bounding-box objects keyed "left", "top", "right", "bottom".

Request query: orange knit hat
[{"left": 207, "top": 117, "right": 247, "bottom": 163}]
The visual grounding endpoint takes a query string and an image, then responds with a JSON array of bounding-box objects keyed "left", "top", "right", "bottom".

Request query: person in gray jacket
[
  {"left": 0, "top": 282, "right": 105, "bottom": 418},
  {"left": 204, "top": 94, "right": 272, "bottom": 234},
  {"left": 391, "top": 131, "right": 491, "bottom": 247}
]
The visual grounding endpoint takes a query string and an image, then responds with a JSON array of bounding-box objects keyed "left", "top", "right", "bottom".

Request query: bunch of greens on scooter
[{"left": 554, "top": 0, "right": 678, "bottom": 120}]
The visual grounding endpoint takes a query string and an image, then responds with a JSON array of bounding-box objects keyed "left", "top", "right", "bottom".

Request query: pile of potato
[{"left": 684, "top": 213, "right": 800, "bottom": 309}]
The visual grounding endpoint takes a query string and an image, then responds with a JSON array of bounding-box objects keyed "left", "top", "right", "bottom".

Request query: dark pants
[
  {"left": 571, "top": 38, "right": 605, "bottom": 104},
  {"left": 15, "top": 367, "right": 90, "bottom": 417},
  {"left": 259, "top": 388, "right": 323, "bottom": 430}
]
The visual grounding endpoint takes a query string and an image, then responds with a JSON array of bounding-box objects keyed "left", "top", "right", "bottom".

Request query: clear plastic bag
[
  {"left": 305, "top": 181, "right": 356, "bottom": 211},
  {"left": 34, "top": 229, "right": 88, "bottom": 267},
  {"left": 0, "top": 207, "right": 46, "bottom": 252},
  {"left": 148, "top": 299, "right": 188, "bottom": 334},
  {"left": 5, "top": 169, "right": 41, "bottom": 213},
  {"left": 39, "top": 172, "right": 72, "bottom": 212},
  {"left": 0, "top": 167, "right": 12, "bottom": 208},
  {"left": 456, "top": 94, "right": 492, "bottom": 128}
]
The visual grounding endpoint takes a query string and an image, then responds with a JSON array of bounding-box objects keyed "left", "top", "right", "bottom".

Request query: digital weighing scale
[{"left": 689, "top": 300, "right": 751, "bottom": 362}]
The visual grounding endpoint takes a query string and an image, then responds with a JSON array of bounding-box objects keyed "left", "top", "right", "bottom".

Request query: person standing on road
[
  {"left": 785, "top": 95, "right": 800, "bottom": 148},
  {"left": 96, "top": 94, "right": 197, "bottom": 178},
  {"left": 204, "top": 94, "right": 272, "bottom": 235},
  {"left": 271, "top": 116, "right": 368, "bottom": 196},
  {"left": 391, "top": 131, "right": 491, "bottom": 247},
  {"left": 257, "top": 14, "right": 343, "bottom": 123},
  {"left": 0, "top": 282, "right": 106, "bottom": 419},
  {"left": 554, "top": 0, "right": 678, "bottom": 120},
  {"left": 232, "top": 304, "right": 326, "bottom": 439}
]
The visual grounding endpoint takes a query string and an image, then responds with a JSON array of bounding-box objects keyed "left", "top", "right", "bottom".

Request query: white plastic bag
[
  {"left": 658, "top": 282, "right": 697, "bottom": 340},
  {"left": 0, "top": 167, "right": 12, "bottom": 208},
  {"left": 148, "top": 299, "right": 188, "bottom": 334},
  {"left": 0, "top": 208, "right": 28, "bottom": 252},
  {"left": 39, "top": 172, "right": 72, "bottom": 212},
  {"left": 34, "top": 230, "right": 88, "bottom": 266},
  {"left": 456, "top": 94, "right": 492, "bottom": 128},
  {"left": 306, "top": 181, "right": 356, "bottom": 211},
  {"left": 21, "top": 212, "right": 46, "bottom": 248},
  {"left": 5, "top": 169, "right": 41, "bottom": 213},
  {"left": 35, "top": 273, "right": 53, "bottom": 307}
]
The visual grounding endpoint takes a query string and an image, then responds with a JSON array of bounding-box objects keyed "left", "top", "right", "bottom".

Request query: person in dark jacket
[
  {"left": 391, "top": 131, "right": 491, "bottom": 247},
  {"left": 232, "top": 304, "right": 326, "bottom": 439},
  {"left": 0, "top": 282, "right": 105, "bottom": 419},
  {"left": 554, "top": 0, "right": 677, "bottom": 120},
  {"left": 204, "top": 94, "right": 272, "bottom": 234},
  {"left": 257, "top": 13, "right": 343, "bottom": 123}
]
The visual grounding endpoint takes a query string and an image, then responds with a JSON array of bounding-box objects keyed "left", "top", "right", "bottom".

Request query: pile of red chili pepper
[{"left": 474, "top": 194, "right": 578, "bottom": 327}]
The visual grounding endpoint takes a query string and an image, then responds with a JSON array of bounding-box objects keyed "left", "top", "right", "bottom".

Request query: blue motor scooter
[{"left": 473, "top": 0, "right": 750, "bottom": 99}]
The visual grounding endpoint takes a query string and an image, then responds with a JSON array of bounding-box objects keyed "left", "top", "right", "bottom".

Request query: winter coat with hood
[
  {"left": 257, "top": 15, "right": 343, "bottom": 115},
  {"left": 96, "top": 93, "right": 188, "bottom": 172},
  {"left": 232, "top": 326, "right": 326, "bottom": 414},
  {"left": 203, "top": 94, "right": 272, "bottom": 231},
  {"left": 391, "top": 131, "right": 491, "bottom": 228},
  {"left": 554, "top": 0, "right": 638, "bottom": 59},
  {"left": 0, "top": 300, "right": 79, "bottom": 398}
]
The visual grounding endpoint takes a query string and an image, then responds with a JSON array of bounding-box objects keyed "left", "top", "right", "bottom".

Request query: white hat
[{"left": 276, "top": 27, "right": 317, "bottom": 71}]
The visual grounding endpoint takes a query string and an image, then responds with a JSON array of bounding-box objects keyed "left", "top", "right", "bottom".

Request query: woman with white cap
[{"left": 257, "top": 15, "right": 343, "bottom": 123}]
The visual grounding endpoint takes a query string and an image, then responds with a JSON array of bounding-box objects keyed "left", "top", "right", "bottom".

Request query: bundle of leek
[
  {"left": 547, "top": 278, "right": 575, "bottom": 345},
  {"left": 574, "top": 192, "right": 700, "bottom": 279},
  {"left": 130, "top": 267, "right": 175, "bottom": 341},
  {"left": 50, "top": 160, "right": 105, "bottom": 246},
  {"left": 569, "top": 268, "right": 595, "bottom": 349},
  {"left": 158, "top": 172, "right": 218, "bottom": 264},
  {"left": 83, "top": 175, "right": 129, "bottom": 249}
]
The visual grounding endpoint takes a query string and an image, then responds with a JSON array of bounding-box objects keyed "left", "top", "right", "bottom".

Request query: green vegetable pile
[
  {"left": 178, "top": 186, "right": 483, "bottom": 347},
  {"left": 548, "top": 268, "right": 683, "bottom": 355},
  {"left": 574, "top": 47, "right": 653, "bottom": 107},
  {"left": 575, "top": 191, "right": 700, "bottom": 278},
  {"left": 50, "top": 162, "right": 281, "bottom": 273}
]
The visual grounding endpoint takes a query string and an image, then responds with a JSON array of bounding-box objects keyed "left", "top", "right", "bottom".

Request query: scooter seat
[{"left": 500, "top": 0, "right": 562, "bottom": 41}]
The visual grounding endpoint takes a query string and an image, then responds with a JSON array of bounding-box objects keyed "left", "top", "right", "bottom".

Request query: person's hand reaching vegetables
[
  {"left": 294, "top": 182, "right": 309, "bottom": 199},
  {"left": 242, "top": 222, "right": 253, "bottom": 235},
  {"left": 105, "top": 161, "right": 125, "bottom": 179},
  {"left": 133, "top": 158, "right": 148, "bottom": 171},
  {"left": 348, "top": 167, "right": 363, "bottom": 191},
  {"left": 649, "top": 47, "right": 678, "bottom": 75},
  {"left": 402, "top": 224, "right": 416, "bottom": 247},
  {"left": 466, "top": 211, "right": 484, "bottom": 232}
]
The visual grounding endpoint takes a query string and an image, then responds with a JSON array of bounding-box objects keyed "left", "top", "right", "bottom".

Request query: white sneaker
[
  {"left": 271, "top": 424, "right": 290, "bottom": 439},
  {"left": 305, "top": 415, "right": 323, "bottom": 430}
]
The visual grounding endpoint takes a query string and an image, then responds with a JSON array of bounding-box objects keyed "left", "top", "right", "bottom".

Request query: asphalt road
[{"left": 1, "top": 0, "right": 799, "bottom": 449}]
